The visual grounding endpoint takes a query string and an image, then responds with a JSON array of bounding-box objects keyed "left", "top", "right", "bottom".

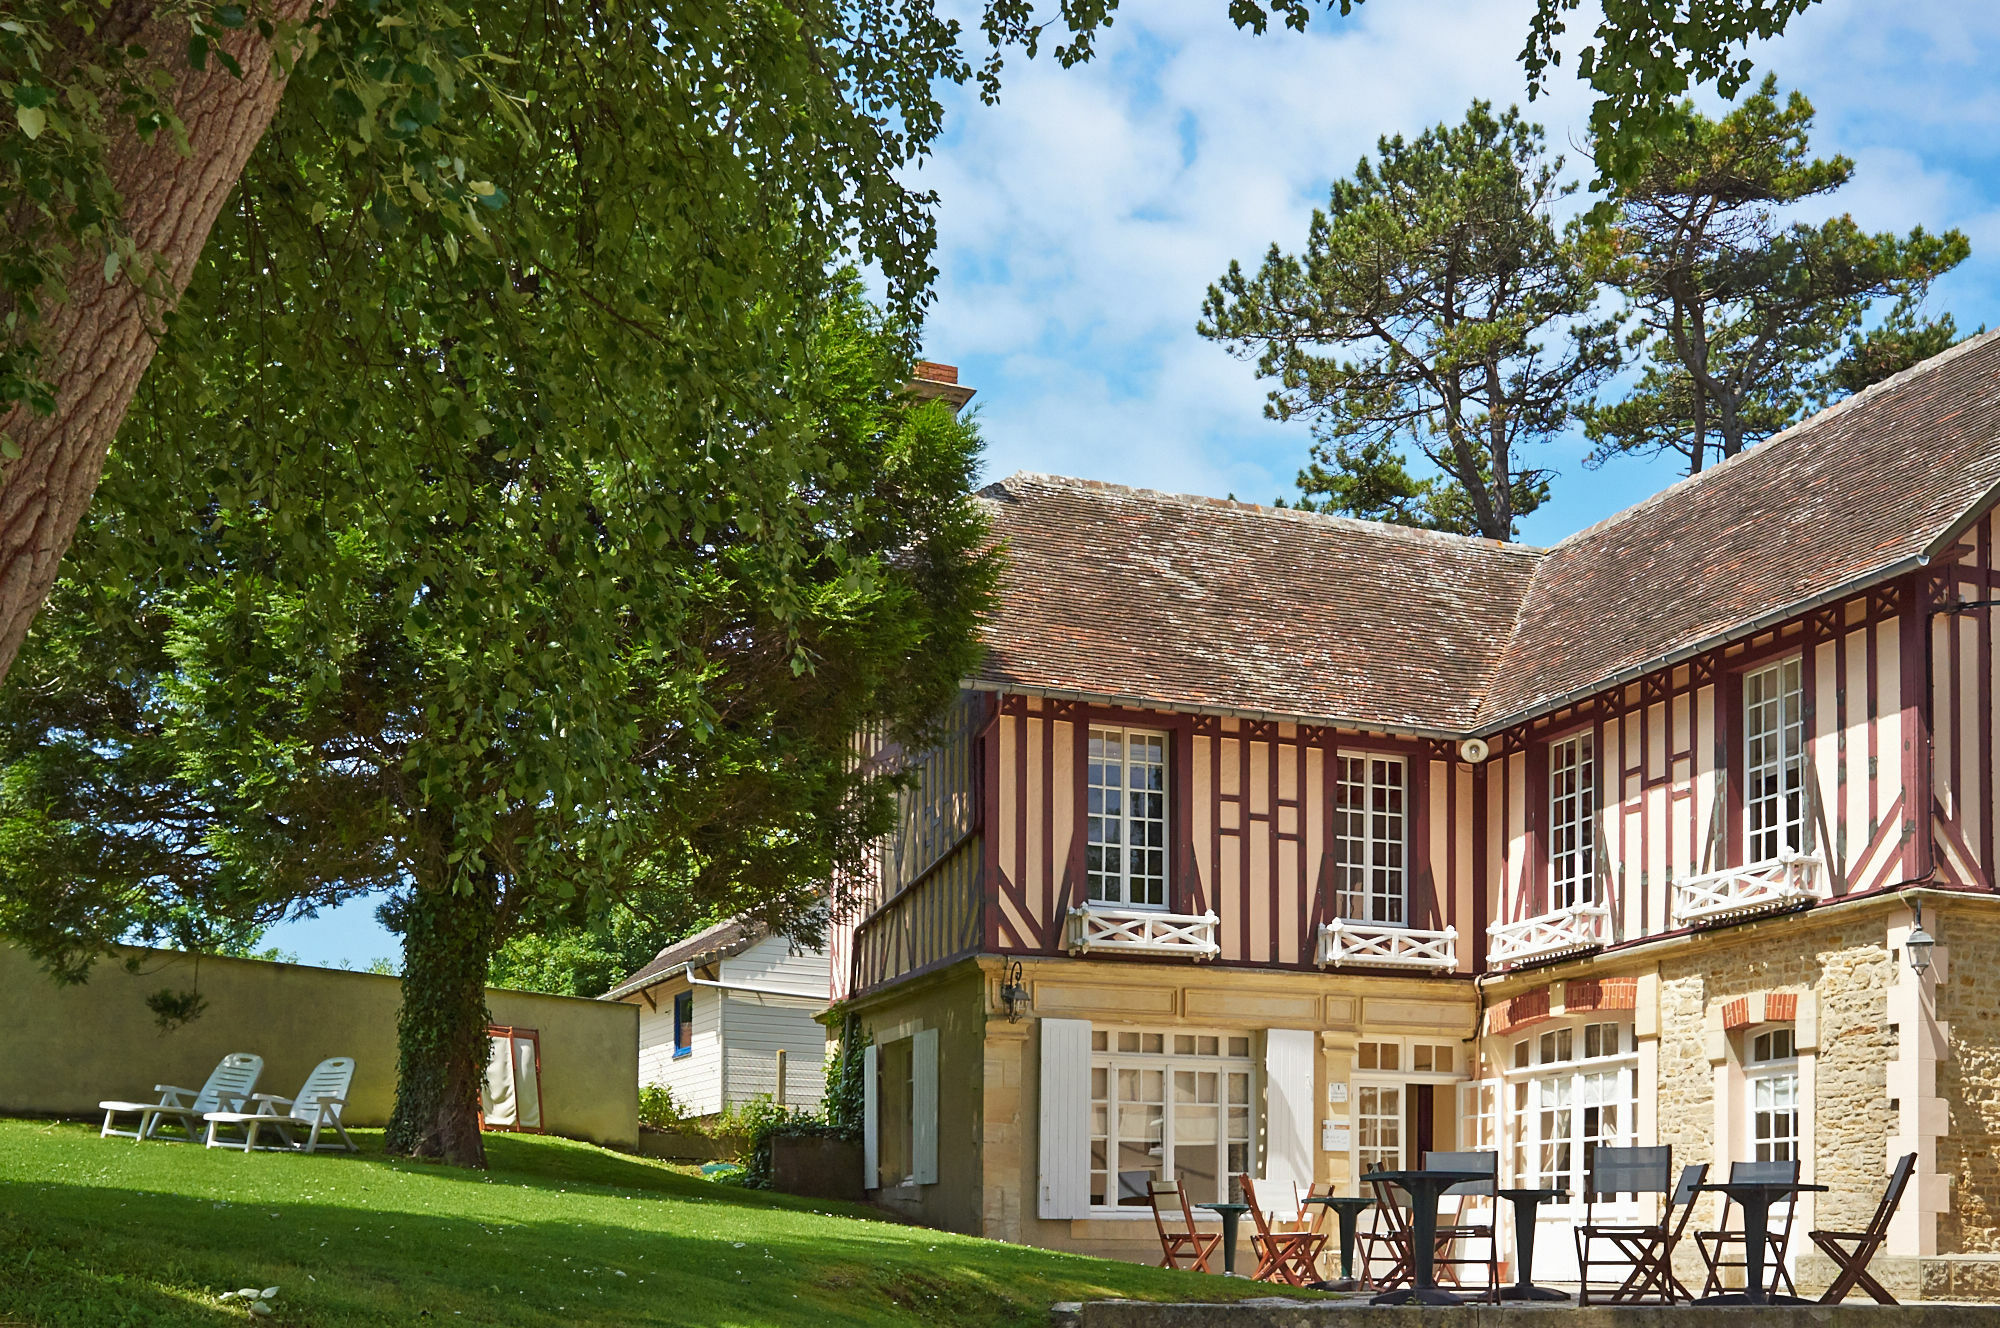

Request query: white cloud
[{"left": 915, "top": 0, "right": 2000, "bottom": 536}]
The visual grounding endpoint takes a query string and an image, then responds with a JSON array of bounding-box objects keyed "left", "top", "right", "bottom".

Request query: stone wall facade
[{"left": 1939, "top": 907, "right": 2000, "bottom": 1255}]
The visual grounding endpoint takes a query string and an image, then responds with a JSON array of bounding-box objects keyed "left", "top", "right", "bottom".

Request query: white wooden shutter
[
  {"left": 912, "top": 1028, "right": 939, "bottom": 1185},
  {"left": 1038, "top": 1017, "right": 1091, "bottom": 1219},
  {"left": 1264, "top": 1028, "right": 1314, "bottom": 1195},
  {"left": 862, "top": 1043, "right": 879, "bottom": 1189}
]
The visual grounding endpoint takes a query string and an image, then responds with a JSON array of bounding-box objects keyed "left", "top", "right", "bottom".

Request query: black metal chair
[
  {"left": 1697, "top": 1158, "right": 1802, "bottom": 1297},
  {"left": 1813, "top": 1153, "right": 1918, "bottom": 1305},
  {"left": 1422, "top": 1149, "right": 1500, "bottom": 1301},
  {"left": 1575, "top": 1147, "right": 1708, "bottom": 1305}
]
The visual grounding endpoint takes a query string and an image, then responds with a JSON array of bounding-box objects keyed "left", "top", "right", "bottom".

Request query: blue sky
[{"left": 264, "top": 0, "right": 2000, "bottom": 969}]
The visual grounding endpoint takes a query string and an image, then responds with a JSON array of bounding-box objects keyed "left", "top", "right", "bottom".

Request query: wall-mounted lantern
[
  {"left": 999, "top": 960, "right": 1030, "bottom": 1022},
  {"left": 1906, "top": 899, "right": 1936, "bottom": 977}
]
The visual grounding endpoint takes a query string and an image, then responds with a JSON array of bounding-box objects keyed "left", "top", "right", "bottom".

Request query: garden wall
[{"left": 0, "top": 943, "right": 637, "bottom": 1147}]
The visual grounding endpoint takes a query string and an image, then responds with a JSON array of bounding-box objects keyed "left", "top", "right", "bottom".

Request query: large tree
[
  {"left": 0, "top": 274, "right": 998, "bottom": 1165},
  {"left": 1201, "top": 103, "right": 1619, "bottom": 540},
  {"left": 1582, "top": 77, "right": 1971, "bottom": 474},
  {"left": 0, "top": 0, "right": 1845, "bottom": 674}
]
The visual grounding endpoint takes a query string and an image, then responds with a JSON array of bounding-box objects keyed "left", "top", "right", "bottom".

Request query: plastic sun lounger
[
  {"left": 203, "top": 1056, "right": 359, "bottom": 1155},
  {"left": 100, "top": 1053, "right": 264, "bottom": 1143}
]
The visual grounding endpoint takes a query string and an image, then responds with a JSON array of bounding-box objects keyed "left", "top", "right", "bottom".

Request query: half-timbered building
[{"left": 832, "top": 330, "right": 2000, "bottom": 1297}]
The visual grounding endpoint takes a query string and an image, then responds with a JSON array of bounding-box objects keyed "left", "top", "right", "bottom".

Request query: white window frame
[
  {"left": 1500, "top": 1018, "right": 1637, "bottom": 1207},
  {"left": 1353, "top": 1081, "right": 1404, "bottom": 1175},
  {"left": 1334, "top": 753, "right": 1407, "bottom": 925},
  {"left": 1086, "top": 727, "right": 1170, "bottom": 909},
  {"left": 1087, "top": 1027, "right": 1255, "bottom": 1212},
  {"left": 1744, "top": 658, "right": 1807, "bottom": 864},
  {"left": 1548, "top": 732, "right": 1596, "bottom": 909},
  {"left": 1746, "top": 1024, "right": 1800, "bottom": 1164}
]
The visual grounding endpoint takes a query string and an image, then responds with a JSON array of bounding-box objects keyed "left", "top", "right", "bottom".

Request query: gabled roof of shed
[
  {"left": 602, "top": 916, "right": 761, "bottom": 1002},
  {"left": 976, "top": 328, "right": 2000, "bottom": 736}
]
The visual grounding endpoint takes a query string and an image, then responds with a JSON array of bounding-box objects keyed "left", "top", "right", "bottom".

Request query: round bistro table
[
  {"left": 1359, "top": 1169, "right": 1489, "bottom": 1306},
  {"left": 1691, "top": 1181, "right": 1828, "bottom": 1306},
  {"left": 1197, "top": 1201, "right": 1253, "bottom": 1277},
  {"left": 1302, "top": 1194, "right": 1377, "bottom": 1290},
  {"left": 1495, "top": 1187, "right": 1569, "bottom": 1301}
]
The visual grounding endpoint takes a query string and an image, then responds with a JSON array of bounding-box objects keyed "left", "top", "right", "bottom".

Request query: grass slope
[{"left": 0, "top": 1119, "right": 1316, "bottom": 1326}]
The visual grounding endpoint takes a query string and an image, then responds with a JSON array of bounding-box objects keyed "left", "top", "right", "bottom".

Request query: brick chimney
[{"left": 908, "top": 360, "right": 976, "bottom": 414}]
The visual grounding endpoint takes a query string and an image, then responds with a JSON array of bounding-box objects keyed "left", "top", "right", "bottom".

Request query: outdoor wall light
[
  {"left": 999, "top": 960, "right": 1031, "bottom": 1022},
  {"left": 1906, "top": 899, "right": 1936, "bottom": 976}
]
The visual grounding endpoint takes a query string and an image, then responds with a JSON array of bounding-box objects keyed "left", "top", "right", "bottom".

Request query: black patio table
[
  {"left": 1196, "top": 1201, "right": 1252, "bottom": 1277},
  {"left": 1360, "top": 1169, "right": 1489, "bottom": 1306},
  {"left": 1302, "top": 1194, "right": 1375, "bottom": 1290},
  {"left": 1496, "top": 1187, "right": 1569, "bottom": 1301},
  {"left": 1691, "top": 1180, "right": 1828, "bottom": 1306}
]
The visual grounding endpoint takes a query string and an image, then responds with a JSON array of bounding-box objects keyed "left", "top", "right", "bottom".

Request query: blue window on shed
[{"left": 673, "top": 991, "right": 694, "bottom": 1058}]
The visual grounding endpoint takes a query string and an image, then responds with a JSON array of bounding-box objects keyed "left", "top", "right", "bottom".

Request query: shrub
[{"left": 637, "top": 1084, "right": 689, "bottom": 1131}]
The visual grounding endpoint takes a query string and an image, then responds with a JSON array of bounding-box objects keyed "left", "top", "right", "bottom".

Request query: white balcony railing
[
  {"left": 1065, "top": 904, "right": 1220, "bottom": 960},
  {"left": 1486, "top": 904, "right": 1611, "bottom": 968},
  {"left": 1316, "top": 920, "right": 1459, "bottom": 972},
  {"left": 1674, "top": 851, "right": 1823, "bottom": 927}
]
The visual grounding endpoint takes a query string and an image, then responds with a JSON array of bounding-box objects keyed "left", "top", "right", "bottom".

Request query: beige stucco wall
[
  {"left": 852, "top": 960, "right": 989, "bottom": 1234},
  {"left": 847, "top": 953, "right": 1475, "bottom": 1263},
  {"left": 0, "top": 944, "right": 638, "bottom": 1147}
]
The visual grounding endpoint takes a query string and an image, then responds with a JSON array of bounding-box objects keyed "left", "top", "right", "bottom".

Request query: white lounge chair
[
  {"left": 99, "top": 1053, "right": 264, "bottom": 1143},
  {"left": 203, "top": 1056, "right": 358, "bottom": 1154}
]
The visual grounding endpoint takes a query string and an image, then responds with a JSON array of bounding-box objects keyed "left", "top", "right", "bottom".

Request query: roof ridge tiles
[{"left": 982, "top": 471, "right": 1549, "bottom": 557}]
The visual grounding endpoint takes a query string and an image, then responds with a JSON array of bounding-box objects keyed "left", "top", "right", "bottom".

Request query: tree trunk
[
  {"left": 0, "top": 3, "right": 311, "bottom": 681},
  {"left": 385, "top": 871, "right": 498, "bottom": 1167}
]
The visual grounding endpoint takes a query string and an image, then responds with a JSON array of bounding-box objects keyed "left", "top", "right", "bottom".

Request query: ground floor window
[
  {"left": 1747, "top": 1025, "right": 1800, "bottom": 1164},
  {"left": 877, "top": 1036, "right": 914, "bottom": 1186},
  {"left": 1503, "top": 1018, "right": 1636, "bottom": 1195},
  {"left": 1089, "top": 1028, "right": 1254, "bottom": 1207}
]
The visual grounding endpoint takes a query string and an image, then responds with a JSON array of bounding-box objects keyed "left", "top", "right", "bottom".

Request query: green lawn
[{"left": 0, "top": 1119, "right": 1322, "bottom": 1326}]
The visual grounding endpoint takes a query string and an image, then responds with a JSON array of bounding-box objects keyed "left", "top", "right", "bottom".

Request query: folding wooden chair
[
  {"left": 1424, "top": 1149, "right": 1500, "bottom": 1302},
  {"left": 1359, "top": 1173, "right": 1414, "bottom": 1291},
  {"left": 1149, "top": 1180, "right": 1221, "bottom": 1273},
  {"left": 1238, "top": 1174, "right": 1327, "bottom": 1286},
  {"left": 1697, "top": 1159, "right": 1801, "bottom": 1298},
  {"left": 1575, "top": 1147, "right": 1707, "bottom": 1305},
  {"left": 1812, "top": 1153, "right": 1917, "bottom": 1305}
]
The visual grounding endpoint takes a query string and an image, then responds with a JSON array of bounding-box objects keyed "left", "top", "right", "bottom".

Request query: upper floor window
[
  {"left": 1747, "top": 1025, "right": 1799, "bottom": 1163},
  {"left": 1334, "top": 754, "right": 1406, "bottom": 924},
  {"left": 1549, "top": 733, "right": 1596, "bottom": 908},
  {"left": 1087, "top": 728, "right": 1168, "bottom": 908},
  {"left": 1745, "top": 658, "right": 1806, "bottom": 863}
]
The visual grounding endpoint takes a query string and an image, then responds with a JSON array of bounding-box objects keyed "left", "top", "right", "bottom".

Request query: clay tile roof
[
  {"left": 1476, "top": 328, "right": 2000, "bottom": 727},
  {"left": 601, "top": 916, "right": 763, "bottom": 1001},
  {"left": 977, "top": 331, "right": 2000, "bottom": 738},
  {"left": 973, "top": 474, "right": 1544, "bottom": 733}
]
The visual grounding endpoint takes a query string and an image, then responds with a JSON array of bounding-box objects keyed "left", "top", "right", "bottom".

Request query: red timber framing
[
  {"left": 974, "top": 694, "right": 1475, "bottom": 974},
  {"left": 1927, "top": 504, "right": 2000, "bottom": 890},
  {"left": 846, "top": 505, "right": 2000, "bottom": 995},
  {"left": 1480, "top": 554, "right": 1971, "bottom": 950}
]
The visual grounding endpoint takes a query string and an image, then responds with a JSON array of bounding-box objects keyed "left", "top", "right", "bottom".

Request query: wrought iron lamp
[{"left": 998, "top": 960, "right": 1030, "bottom": 1022}]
